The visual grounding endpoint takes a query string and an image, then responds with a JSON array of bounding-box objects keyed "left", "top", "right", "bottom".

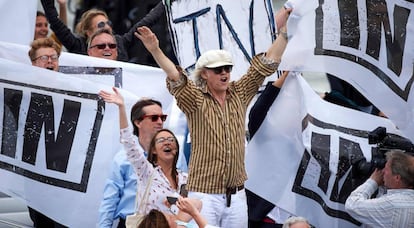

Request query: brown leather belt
[{"left": 225, "top": 184, "right": 244, "bottom": 207}]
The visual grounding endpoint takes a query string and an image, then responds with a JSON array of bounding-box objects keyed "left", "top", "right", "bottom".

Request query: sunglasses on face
[
  {"left": 97, "top": 20, "right": 113, "bottom": 29},
  {"left": 206, "top": 65, "right": 233, "bottom": 74},
  {"left": 89, "top": 43, "right": 117, "bottom": 49},
  {"left": 32, "top": 54, "right": 59, "bottom": 62},
  {"left": 140, "top": 114, "right": 168, "bottom": 122},
  {"left": 155, "top": 136, "right": 175, "bottom": 144}
]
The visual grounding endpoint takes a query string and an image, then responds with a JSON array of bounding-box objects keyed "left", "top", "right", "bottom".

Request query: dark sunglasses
[
  {"left": 206, "top": 65, "right": 233, "bottom": 74},
  {"left": 97, "top": 20, "right": 113, "bottom": 28},
  {"left": 140, "top": 114, "right": 167, "bottom": 122},
  {"left": 89, "top": 43, "right": 117, "bottom": 49}
]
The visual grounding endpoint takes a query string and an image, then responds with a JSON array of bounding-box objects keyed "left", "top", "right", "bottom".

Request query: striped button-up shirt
[
  {"left": 345, "top": 178, "right": 414, "bottom": 227},
  {"left": 167, "top": 54, "right": 276, "bottom": 194}
]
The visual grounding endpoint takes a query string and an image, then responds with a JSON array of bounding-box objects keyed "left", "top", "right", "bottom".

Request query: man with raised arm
[{"left": 134, "top": 18, "right": 288, "bottom": 226}]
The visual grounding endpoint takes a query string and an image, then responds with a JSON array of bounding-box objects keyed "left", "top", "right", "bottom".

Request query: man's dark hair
[
  {"left": 37, "top": 11, "right": 46, "bottom": 17},
  {"left": 87, "top": 28, "right": 116, "bottom": 49},
  {"left": 130, "top": 98, "right": 162, "bottom": 136}
]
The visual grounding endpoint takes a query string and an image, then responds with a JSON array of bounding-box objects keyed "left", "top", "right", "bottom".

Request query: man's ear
[
  {"left": 395, "top": 174, "right": 402, "bottom": 182},
  {"left": 134, "top": 119, "right": 141, "bottom": 128},
  {"left": 201, "top": 69, "right": 208, "bottom": 80}
]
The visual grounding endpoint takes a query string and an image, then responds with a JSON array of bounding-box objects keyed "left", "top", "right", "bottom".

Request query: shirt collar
[{"left": 387, "top": 188, "right": 414, "bottom": 195}]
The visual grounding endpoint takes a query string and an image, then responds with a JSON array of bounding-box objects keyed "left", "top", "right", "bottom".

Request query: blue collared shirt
[{"left": 98, "top": 142, "right": 146, "bottom": 228}]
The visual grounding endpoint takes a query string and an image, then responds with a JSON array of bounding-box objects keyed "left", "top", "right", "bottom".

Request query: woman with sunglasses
[
  {"left": 99, "top": 87, "right": 190, "bottom": 219},
  {"left": 40, "top": 0, "right": 165, "bottom": 62}
]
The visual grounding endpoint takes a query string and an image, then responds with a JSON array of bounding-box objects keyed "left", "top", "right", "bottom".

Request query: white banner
[
  {"left": 0, "top": 0, "right": 277, "bottom": 225},
  {"left": 280, "top": 0, "right": 414, "bottom": 142},
  {"left": 0, "top": 0, "right": 36, "bottom": 45},
  {"left": 165, "top": 0, "right": 276, "bottom": 80},
  {"left": 0, "top": 42, "right": 175, "bottom": 227},
  {"left": 246, "top": 73, "right": 402, "bottom": 227}
]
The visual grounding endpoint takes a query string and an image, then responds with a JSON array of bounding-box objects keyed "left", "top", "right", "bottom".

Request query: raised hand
[
  {"left": 99, "top": 87, "right": 128, "bottom": 129},
  {"left": 98, "top": 87, "right": 125, "bottom": 107},
  {"left": 176, "top": 197, "right": 207, "bottom": 227},
  {"left": 176, "top": 197, "right": 202, "bottom": 216},
  {"left": 275, "top": 3, "right": 292, "bottom": 32},
  {"left": 134, "top": 26, "right": 160, "bottom": 53},
  {"left": 370, "top": 168, "right": 384, "bottom": 186}
]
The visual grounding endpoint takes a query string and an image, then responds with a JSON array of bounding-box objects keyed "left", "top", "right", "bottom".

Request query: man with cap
[{"left": 134, "top": 23, "right": 288, "bottom": 227}]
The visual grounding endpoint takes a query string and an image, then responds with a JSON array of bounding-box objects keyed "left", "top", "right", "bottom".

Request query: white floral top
[{"left": 120, "top": 128, "right": 188, "bottom": 214}]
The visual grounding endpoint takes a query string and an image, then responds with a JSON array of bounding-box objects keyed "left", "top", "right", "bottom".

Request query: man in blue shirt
[{"left": 98, "top": 98, "right": 166, "bottom": 228}]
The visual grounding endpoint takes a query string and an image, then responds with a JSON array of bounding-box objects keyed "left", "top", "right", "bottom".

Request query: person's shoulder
[{"left": 113, "top": 148, "right": 128, "bottom": 160}]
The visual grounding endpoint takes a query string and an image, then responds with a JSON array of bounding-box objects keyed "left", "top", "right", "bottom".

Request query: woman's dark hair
[
  {"left": 130, "top": 99, "right": 162, "bottom": 136},
  {"left": 137, "top": 209, "right": 169, "bottom": 228},
  {"left": 148, "top": 129, "right": 179, "bottom": 189}
]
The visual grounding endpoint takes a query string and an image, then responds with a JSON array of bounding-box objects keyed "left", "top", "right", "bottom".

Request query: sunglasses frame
[
  {"left": 97, "top": 20, "right": 113, "bottom": 29},
  {"left": 140, "top": 114, "right": 168, "bottom": 122},
  {"left": 32, "top": 54, "right": 59, "bottom": 62},
  {"left": 89, "top": 43, "right": 117, "bottom": 50},
  {"left": 206, "top": 65, "right": 233, "bottom": 74}
]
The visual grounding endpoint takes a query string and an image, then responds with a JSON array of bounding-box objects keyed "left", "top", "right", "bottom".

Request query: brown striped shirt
[{"left": 167, "top": 54, "right": 277, "bottom": 194}]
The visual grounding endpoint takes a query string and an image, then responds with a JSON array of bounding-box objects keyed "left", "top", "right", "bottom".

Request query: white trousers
[{"left": 188, "top": 189, "right": 248, "bottom": 228}]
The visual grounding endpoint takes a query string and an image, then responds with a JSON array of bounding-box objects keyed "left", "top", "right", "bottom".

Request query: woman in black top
[{"left": 40, "top": 0, "right": 165, "bottom": 62}]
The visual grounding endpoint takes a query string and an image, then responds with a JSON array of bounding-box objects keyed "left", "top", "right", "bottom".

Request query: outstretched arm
[
  {"left": 57, "top": 0, "right": 67, "bottom": 25},
  {"left": 275, "top": 2, "right": 292, "bottom": 33},
  {"left": 98, "top": 87, "right": 128, "bottom": 129},
  {"left": 41, "top": 0, "right": 84, "bottom": 53},
  {"left": 264, "top": 25, "right": 288, "bottom": 63},
  {"left": 121, "top": 1, "right": 165, "bottom": 44},
  {"left": 265, "top": 5, "right": 291, "bottom": 63},
  {"left": 99, "top": 88, "right": 154, "bottom": 180},
  {"left": 248, "top": 71, "right": 289, "bottom": 138},
  {"left": 135, "top": 26, "right": 180, "bottom": 81},
  {"left": 272, "top": 70, "right": 289, "bottom": 88}
]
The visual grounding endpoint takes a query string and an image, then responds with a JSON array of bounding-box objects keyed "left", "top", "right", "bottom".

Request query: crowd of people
[{"left": 23, "top": 0, "right": 414, "bottom": 227}]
